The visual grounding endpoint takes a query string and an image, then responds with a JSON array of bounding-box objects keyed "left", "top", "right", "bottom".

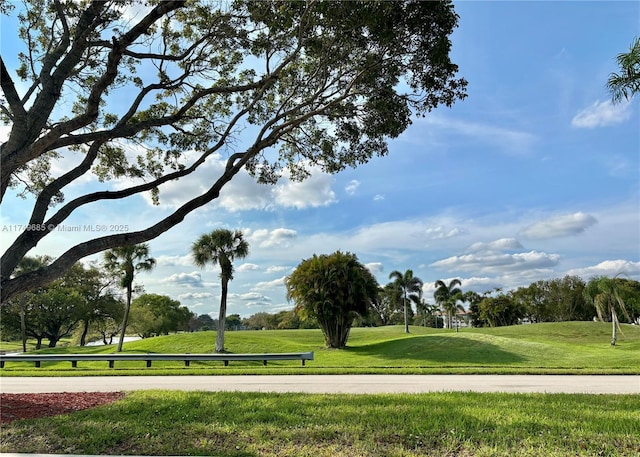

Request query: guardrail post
[
  {"left": 109, "top": 360, "right": 114, "bottom": 368},
  {"left": 72, "top": 361, "right": 78, "bottom": 368}
]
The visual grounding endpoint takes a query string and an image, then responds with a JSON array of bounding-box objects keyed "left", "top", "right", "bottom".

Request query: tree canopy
[
  {"left": 0, "top": 0, "right": 466, "bottom": 303},
  {"left": 607, "top": 36, "right": 640, "bottom": 103},
  {"left": 286, "top": 251, "right": 379, "bottom": 348}
]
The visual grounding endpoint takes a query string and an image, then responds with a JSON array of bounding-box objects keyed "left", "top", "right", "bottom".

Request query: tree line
[
  {"left": 0, "top": 257, "right": 194, "bottom": 350},
  {"left": 3, "top": 244, "right": 639, "bottom": 351},
  {"left": 0, "top": 227, "right": 256, "bottom": 354},
  {"left": 281, "top": 251, "right": 640, "bottom": 348}
]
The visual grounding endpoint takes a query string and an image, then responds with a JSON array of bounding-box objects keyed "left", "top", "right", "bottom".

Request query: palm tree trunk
[
  {"left": 403, "top": 293, "right": 409, "bottom": 333},
  {"left": 216, "top": 278, "right": 229, "bottom": 353},
  {"left": 611, "top": 308, "right": 618, "bottom": 346},
  {"left": 117, "top": 286, "right": 132, "bottom": 352}
]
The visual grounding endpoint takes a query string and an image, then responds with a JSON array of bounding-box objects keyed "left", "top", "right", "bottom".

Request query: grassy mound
[{"left": 2, "top": 322, "right": 639, "bottom": 374}]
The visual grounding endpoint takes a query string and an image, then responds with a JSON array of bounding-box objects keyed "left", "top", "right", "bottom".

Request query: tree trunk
[
  {"left": 35, "top": 337, "right": 42, "bottom": 349},
  {"left": 19, "top": 302, "right": 27, "bottom": 353},
  {"left": 79, "top": 320, "right": 90, "bottom": 346},
  {"left": 611, "top": 308, "right": 618, "bottom": 346},
  {"left": 403, "top": 294, "right": 409, "bottom": 333},
  {"left": 215, "top": 278, "right": 228, "bottom": 353},
  {"left": 117, "top": 286, "right": 132, "bottom": 352}
]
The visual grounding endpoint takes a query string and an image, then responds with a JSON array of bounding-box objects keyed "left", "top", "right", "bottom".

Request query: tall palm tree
[
  {"left": 389, "top": 269, "right": 423, "bottom": 333},
  {"left": 583, "top": 276, "right": 631, "bottom": 346},
  {"left": 104, "top": 244, "right": 156, "bottom": 352},
  {"left": 607, "top": 36, "right": 640, "bottom": 104},
  {"left": 191, "top": 229, "right": 249, "bottom": 353},
  {"left": 434, "top": 279, "right": 462, "bottom": 329}
]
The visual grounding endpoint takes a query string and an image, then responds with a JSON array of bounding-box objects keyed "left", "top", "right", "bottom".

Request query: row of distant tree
[
  {"left": 249, "top": 261, "right": 640, "bottom": 348},
  {"left": 3, "top": 248, "right": 638, "bottom": 351},
  {"left": 0, "top": 257, "right": 194, "bottom": 349},
  {"left": 245, "top": 274, "right": 640, "bottom": 332}
]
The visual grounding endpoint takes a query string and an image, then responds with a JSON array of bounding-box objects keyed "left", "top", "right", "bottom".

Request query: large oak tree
[{"left": 1, "top": 0, "right": 466, "bottom": 303}]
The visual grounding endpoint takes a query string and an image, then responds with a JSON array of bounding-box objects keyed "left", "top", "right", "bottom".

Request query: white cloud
[
  {"left": 519, "top": 212, "right": 597, "bottom": 239},
  {"left": 374, "top": 194, "right": 385, "bottom": 201},
  {"left": 156, "top": 254, "right": 194, "bottom": 267},
  {"left": 566, "top": 260, "right": 640, "bottom": 279},
  {"left": 237, "top": 263, "right": 260, "bottom": 272},
  {"left": 273, "top": 167, "right": 337, "bottom": 209},
  {"left": 247, "top": 228, "right": 297, "bottom": 248},
  {"left": 365, "top": 262, "right": 384, "bottom": 274},
  {"left": 431, "top": 251, "right": 560, "bottom": 274},
  {"left": 266, "top": 265, "right": 291, "bottom": 274},
  {"left": 571, "top": 100, "right": 632, "bottom": 128},
  {"left": 163, "top": 271, "right": 204, "bottom": 288},
  {"left": 345, "top": 180, "right": 360, "bottom": 195},
  {"left": 467, "top": 238, "right": 524, "bottom": 253},
  {"left": 246, "top": 300, "right": 275, "bottom": 307},
  {"left": 425, "top": 226, "right": 467, "bottom": 240},
  {"left": 217, "top": 172, "right": 273, "bottom": 212},
  {"left": 253, "top": 276, "right": 287, "bottom": 291},
  {"left": 178, "top": 292, "right": 215, "bottom": 300},
  {"left": 229, "top": 292, "right": 271, "bottom": 301}
]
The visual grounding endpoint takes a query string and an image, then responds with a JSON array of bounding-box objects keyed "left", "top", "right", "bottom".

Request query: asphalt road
[{"left": 1, "top": 375, "right": 639, "bottom": 394}]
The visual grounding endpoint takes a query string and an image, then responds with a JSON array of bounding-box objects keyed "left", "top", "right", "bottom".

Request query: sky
[{"left": 1, "top": 1, "right": 639, "bottom": 319}]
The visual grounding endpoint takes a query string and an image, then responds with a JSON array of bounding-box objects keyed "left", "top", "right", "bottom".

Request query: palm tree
[
  {"left": 583, "top": 276, "right": 631, "bottom": 346},
  {"left": 434, "top": 279, "right": 462, "bottom": 329},
  {"left": 286, "top": 251, "right": 379, "bottom": 348},
  {"left": 191, "top": 229, "right": 249, "bottom": 353},
  {"left": 607, "top": 36, "right": 640, "bottom": 104},
  {"left": 104, "top": 244, "right": 156, "bottom": 352},
  {"left": 389, "top": 269, "right": 424, "bottom": 333}
]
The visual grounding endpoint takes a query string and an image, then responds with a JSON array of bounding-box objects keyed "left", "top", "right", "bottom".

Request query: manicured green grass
[
  {"left": 2, "top": 391, "right": 639, "bottom": 456},
  {"left": 2, "top": 322, "right": 639, "bottom": 375}
]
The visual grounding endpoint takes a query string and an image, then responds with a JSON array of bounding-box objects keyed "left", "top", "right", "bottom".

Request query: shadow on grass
[{"left": 345, "top": 335, "right": 526, "bottom": 365}]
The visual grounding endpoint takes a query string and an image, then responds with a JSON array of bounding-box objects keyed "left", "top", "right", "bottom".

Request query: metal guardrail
[{"left": 0, "top": 351, "right": 314, "bottom": 368}]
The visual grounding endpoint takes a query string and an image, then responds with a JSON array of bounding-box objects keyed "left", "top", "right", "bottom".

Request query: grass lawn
[
  {"left": 2, "top": 322, "right": 639, "bottom": 456},
  {"left": 1, "top": 322, "right": 639, "bottom": 375},
  {"left": 2, "top": 391, "right": 639, "bottom": 456}
]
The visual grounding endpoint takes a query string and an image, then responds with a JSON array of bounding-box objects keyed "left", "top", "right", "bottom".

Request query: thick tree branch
[
  {"left": 1, "top": 1, "right": 187, "bottom": 201},
  {"left": 1, "top": 135, "right": 265, "bottom": 303},
  {"left": 0, "top": 57, "right": 27, "bottom": 122}
]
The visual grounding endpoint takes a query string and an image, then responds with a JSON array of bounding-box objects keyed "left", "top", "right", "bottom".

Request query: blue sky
[{"left": 1, "top": 1, "right": 639, "bottom": 319}]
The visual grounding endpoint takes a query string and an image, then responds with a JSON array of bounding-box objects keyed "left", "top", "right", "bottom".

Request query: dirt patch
[{"left": 0, "top": 392, "right": 125, "bottom": 424}]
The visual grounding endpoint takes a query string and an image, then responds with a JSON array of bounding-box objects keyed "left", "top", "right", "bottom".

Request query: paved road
[{"left": 1, "top": 375, "right": 638, "bottom": 394}]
